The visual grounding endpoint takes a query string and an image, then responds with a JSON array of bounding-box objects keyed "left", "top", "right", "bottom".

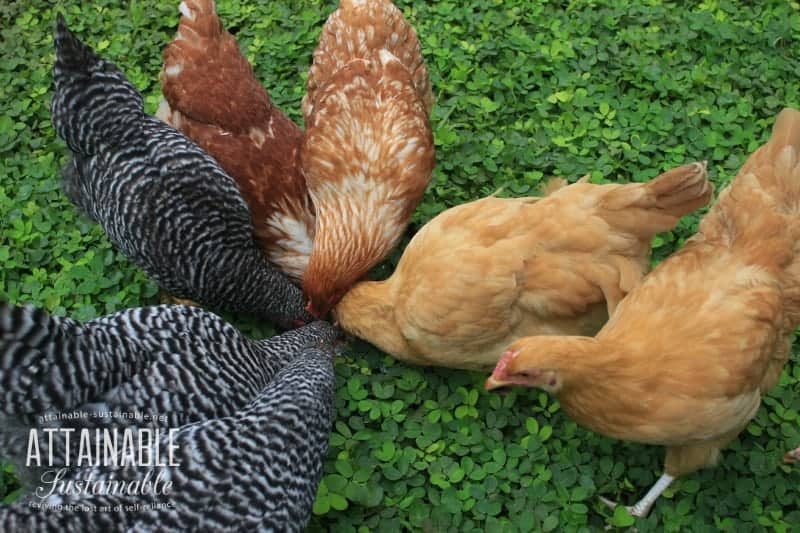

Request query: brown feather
[
  {"left": 159, "top": 0, "right": 314, "bottom": 279},
  {"left": 302, "top": 38, "right": 434, "bottom": 316},
  {"left": 302, "top": 0, "right": 432, "bottom": 121}
]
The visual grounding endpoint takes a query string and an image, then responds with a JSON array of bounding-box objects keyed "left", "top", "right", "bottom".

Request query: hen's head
[
  {"left": 482, "top": 335, "right": 608, "bottom": 395},
  {"left": 485, "top": 348, "right": 564, "bottom": 394},
  {"left": 303, "top": 261, "right": 359, "bottom": 319}
]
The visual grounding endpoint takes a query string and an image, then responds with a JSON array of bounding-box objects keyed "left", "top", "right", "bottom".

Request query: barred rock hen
[
  {"left": 0, "top": 301, "right": 339, "bottom": 480},
  {"left": 0, "top": 302, "right": 338, "bottom": 532},
  {"left": 334, "top": 162, "right": 712, "bottom": 370},
  {"left": 301, "top": 0, "right": 436, "bottom": 317},
  {"left": 158, "top": 0, "right": 314, "bottom": 280},
  {"left": 50, "top": 15, "right": 310, "bottom": 327},
  {"left": 486, "top": 109, "right": 800, "bottom": 517}
]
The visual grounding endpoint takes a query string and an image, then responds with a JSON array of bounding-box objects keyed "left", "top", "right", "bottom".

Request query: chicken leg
[{"left": 599, "top": 473, "right": 675, "bottom": 518}]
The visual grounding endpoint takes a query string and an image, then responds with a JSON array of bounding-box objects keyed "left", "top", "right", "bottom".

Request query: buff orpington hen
[
  {"left": 51, "top": 15, "right": 310, "bottom": 327},
  {"left": 486, "top": 108, "right": 800, "bottom": 517},
  {"left": 334, "top": 161, "right": 712, "bottom": 370},
  {"left": 301, "top": 0, "right": 435, "bottom": 317},
  {"left": 158, "top": 0, "right": 314, "bottom": 280}
]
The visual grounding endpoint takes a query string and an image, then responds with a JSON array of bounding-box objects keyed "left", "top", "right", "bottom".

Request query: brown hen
[
  {"left": 300, "top": 0, "right": 435, "bottom": 318},
  {"left": 333, "top": 161, "right": 712, "bottom": 370},
  {"left": 158, "top": 0, "right": 314, "bottom": 280},
  {"left": 487, "top": 108, "right": 800, "bottom": 517},
  {"left": 302, "top": 0, "right": 433, "bottom": 119}
]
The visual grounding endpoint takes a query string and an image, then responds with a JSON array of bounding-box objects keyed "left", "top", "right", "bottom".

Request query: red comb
[{"left": 491, "top": 349, "right": 519, "bottom": 379}]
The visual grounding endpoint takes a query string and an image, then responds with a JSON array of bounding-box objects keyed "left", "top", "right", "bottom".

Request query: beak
[
  {"left": 485, "top": 349, "right": 519, "bottom": 391},
  {"left": 305, "top": 301, "right": 320, "bottom": 319},
  {"left": 484, "top": 376, "right": 511, "bottom": 391}
]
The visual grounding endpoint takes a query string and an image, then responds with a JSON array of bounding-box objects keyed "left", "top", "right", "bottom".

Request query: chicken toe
[{"left": 599, "top": 473, "right": 675, "bottom": 518}]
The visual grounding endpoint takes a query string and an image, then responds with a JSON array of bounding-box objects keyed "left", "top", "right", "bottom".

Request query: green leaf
[
  {"left": 542, "top": 515, "right": 559, "bottom": 532},
  {"left": 610, "top": 505, "right": 636, "bottom": 527}
]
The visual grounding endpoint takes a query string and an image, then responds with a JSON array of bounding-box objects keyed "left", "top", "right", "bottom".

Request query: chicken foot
[{"left": 599, "top": 472, "right": 675, "bottom": 518}]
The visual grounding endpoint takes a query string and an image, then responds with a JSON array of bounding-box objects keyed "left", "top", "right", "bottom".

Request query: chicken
[
  {"left": 301, "top": 0, "right": 433, "bottom": 119},
  {"left": 485, "top": 108, "right": 800, "bottom": 517},
  {"left": 51, "top": 15, "right": 311, "bottom": 327},
  {"left": 301, "top": 0, "right": 436, "bottom": 317},
  {"left": 158, "top": 0, "right": 314, "bottom": 280},
  {"left": 334, "top": 161, "right": 712, "bottom": 370},
  {"left": 0, "top": 302, "right": 339, "bottom": 531},
  {"left": 0, "top": 301, "right": 339, "bottom": 483}
]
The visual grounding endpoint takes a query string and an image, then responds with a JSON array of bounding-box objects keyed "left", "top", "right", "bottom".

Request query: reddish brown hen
[
  {"left": 302, "top": 0, "right": 433, "bottom": 119},
  {"left": 301, "top": 0, "right": 435, "bottom": 317},
  {"left": 158, "top": 0, "right": 314, "bottom": 280}
]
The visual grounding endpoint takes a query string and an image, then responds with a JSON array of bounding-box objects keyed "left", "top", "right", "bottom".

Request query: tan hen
[
  {"left": 334, "top": 161, "right": 712, "bottom": 370},
  {"left": 487, "top": 108, "right": 800, "bottom": 517}
]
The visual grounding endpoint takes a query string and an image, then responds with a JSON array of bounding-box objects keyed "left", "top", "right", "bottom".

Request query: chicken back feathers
[
  {"left": 302, "top": 0, "right": 433, "bottom": 120},
  {"left": 495, "top": 108, "right": 800, "bottom": 479},
  {"left": 159, "top": 0, "right": 314, "bottom": 280},
  {"left": 51, "top": 15, "right": 310, "bottom": 327},
  {"left": 334, "top": 162, "right": 711, "bottom": 370},
  {"left": 301, "top": 0, "right": 435, "bottom": 317},
  {"left": 0, "top": 302, "right": 338, "bottom": 479},
  {"left": 0, "top": 303, "right": 337, "bottom": 531}
]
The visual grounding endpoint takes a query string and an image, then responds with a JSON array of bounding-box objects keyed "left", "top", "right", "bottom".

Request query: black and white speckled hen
[
  {"left": 0, "top": 301, "right": 338, "bottom": 532},
  {"left": 50, "top": 14, "right": 310, "bottom": 327}
]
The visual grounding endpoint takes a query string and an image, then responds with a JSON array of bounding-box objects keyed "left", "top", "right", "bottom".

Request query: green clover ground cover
[{"left": 1, "top": 0, "right": 799, "bottom": 530}]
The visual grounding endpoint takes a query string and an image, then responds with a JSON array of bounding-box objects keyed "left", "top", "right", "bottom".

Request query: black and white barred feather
[
  {"left": 50, "top": 14, "right": 311, "bottom": 327},
  {"left": 0, "top": 302, "right": 339, "bottom": 479},
  {"left": 0, "top": 345, "right": 336, "bottom": 532}
]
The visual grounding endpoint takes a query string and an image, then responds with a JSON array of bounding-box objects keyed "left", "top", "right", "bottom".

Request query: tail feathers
[
  {"left": 54, "top": 13, "right": 100, "bottom": 72},
  {"left": 640, "top": 160, "right": 713, "bottom": 216},
  {"left": 698, "top": 108, "right": 800, "bottom": 261},
  {"left": 303, "top": 0, "right": 432, "bottom": 120},
  {"left": 599, "top": 161, "right": 712, "bottom": 238},
  {"left": 738, "top": 108, "right": 800, "bottom": 210},
  {"left": 51, "top": 14, "right": 144, "bottom": 155},
  {"left": 161, "top": 0, "right": 274, "bottom": 130},
  {"left": 174, "top": 0, "right": 222, "bottom": 43}
]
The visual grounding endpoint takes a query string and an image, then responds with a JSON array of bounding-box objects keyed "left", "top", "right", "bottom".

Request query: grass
[{"left": 1, "top": 0, "right": 799, "bottom": 531}]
